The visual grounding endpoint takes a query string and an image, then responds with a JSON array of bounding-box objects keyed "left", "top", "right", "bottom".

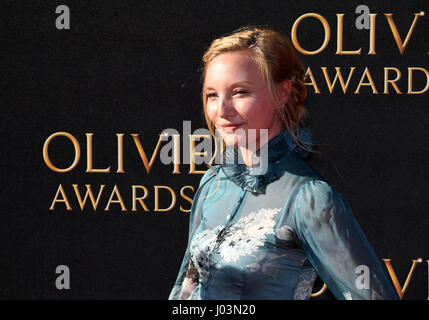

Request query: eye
[
  {"left": 206, "top": 92, "right": 218, "bottom": 99},
  {"left": 233, "top": 89, "right": 249, "bottom": 95}
]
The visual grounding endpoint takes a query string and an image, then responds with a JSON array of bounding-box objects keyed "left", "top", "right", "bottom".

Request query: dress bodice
[{"left": 169, "top": 128, "right": 398, "bottom": 300}]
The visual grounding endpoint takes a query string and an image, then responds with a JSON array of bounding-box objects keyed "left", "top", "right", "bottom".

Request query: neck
[
  {"left": 238, "top": 126, "right": 284, "bottom": 167},
  {"left": 238, "top": 147, "right": 256, "bottom": 167}
]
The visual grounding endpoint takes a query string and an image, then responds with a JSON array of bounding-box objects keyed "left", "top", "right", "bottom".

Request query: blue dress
[{"left": 169, "top": 128, "right": 398, "bottom": 300}]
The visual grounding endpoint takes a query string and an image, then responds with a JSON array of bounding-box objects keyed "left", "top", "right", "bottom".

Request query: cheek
[
  {"left": 233, "top": 98, "right": 259, "bottom": 120},
  {"left": 206, "top": 102, "right": 217, "bottom": 122},
  {"left": 239, "top": 97, "right": 274, "bottom": 124},
  {"left": 237, "top": 99, "right": 270, "bottom": 122}
]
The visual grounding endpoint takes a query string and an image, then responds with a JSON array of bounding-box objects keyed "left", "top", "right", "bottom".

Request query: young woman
[{"left": 169, "top": 26, "right": 398, "bottom": 300}]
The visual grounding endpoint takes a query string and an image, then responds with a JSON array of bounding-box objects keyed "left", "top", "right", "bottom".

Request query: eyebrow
[{"left": 204, "top": 81, "right": 255, "bottom": 91}]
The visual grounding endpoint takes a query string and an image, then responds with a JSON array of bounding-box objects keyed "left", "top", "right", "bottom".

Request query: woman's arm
[{"left": 292, "top": 179, "right": 399, "bottom": 300}]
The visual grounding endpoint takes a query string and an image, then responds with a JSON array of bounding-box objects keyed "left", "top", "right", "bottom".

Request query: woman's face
[{"left": 204, "top": 50, "right": 284, "bottom": 149}]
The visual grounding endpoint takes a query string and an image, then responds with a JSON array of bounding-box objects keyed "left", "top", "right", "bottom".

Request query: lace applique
[
  {"left": 215, "top": 208, "right": 282, "bottom": 263},
  {"left": 294, "top": 269, "right": 318, "bottom": 300},
  {"left": 343, "top": 291, "right": 353, "bottom": 300}
]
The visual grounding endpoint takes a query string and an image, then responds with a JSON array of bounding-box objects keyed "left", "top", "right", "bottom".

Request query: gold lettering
[
  {"left": 180, "top": 185, "right": 194, "bottom": 213},
  {"left": 355, "top": 67, "right": 378, "bottom": 94},
  {"left": 86, "top": 133, "right": 110, "bottom": 173},
  {"left": 172, "top": 134, "right": 181, "bottom": 174},
  {"left": 49, "top": 184, "right": 72, "bottom": 211},
  {"left": 105, "top": 185, "right": 127, "bottom": 211},
  {"left": 43, "top": 132, "right": 80, "bottom": 173},
  {"left": 322, "top": 67, "right": 356, "bottom": 93},
  {"left": 408, "top": 67, "right": 429, "bottom": 94},
  {"left": 384, "top": 67, "right": 402, "bottom": 94},
  {"left": 310, "top": 283, "right": 328, "bottom": 298},
  {"left": 132, "top": 185, "right": 149, "bottom": 212},
  {"left": 117, "top": 133, "right": 124, "bottom": 173},
  {"left": 291, "top": 13, "right": 330, "bottom": 55},
  {"left": 132, "top": 133, "right": 163, "bottom": 173},
  {"left": 304, "top": 67, "right": 321, "bottom": 94},
  {"left": 382, "top": 258, "right": 422, "bottom": 299},
  {"left": 336, "top": 14, "right": 361, "bottom": 55},
  {"left": 385, "top": 12, "right": 423, "bottom": 55},
  {"left": 189, "top": 135, "right": 210, "bottom": 174},
  {"left": 368, "top": 14, "right": 377, "bottom": 55},
  {"left": 72, "top": 184, "right": 105, "bottom": 210},
  {"left": 154, "top": 186, "right": 176, "bottom": 212}
]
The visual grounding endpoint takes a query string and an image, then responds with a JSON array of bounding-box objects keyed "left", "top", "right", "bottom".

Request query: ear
[{"left": 277, "top": 79, "right": 292, "bottom": 105}]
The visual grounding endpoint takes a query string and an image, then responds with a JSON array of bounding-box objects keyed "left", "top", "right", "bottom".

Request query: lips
[{"left": 219, "top": 123, "right": 243, "bottom": 131}]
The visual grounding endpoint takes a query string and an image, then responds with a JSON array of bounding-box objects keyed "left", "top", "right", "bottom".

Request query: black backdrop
[{"left": 1, "top": 0, "right": 428, "bottom": 299}]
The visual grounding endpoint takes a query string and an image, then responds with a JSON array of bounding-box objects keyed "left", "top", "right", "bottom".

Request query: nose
[{"left": 218, "top": 95, "right": 235, "bottom": 117}]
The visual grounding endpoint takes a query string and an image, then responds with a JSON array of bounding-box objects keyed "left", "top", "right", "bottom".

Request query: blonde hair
[
  {"left": 201, "top": 26, "right": 311, "bottom": 158},
  {"left": 200, "top": 26, "right": 315, "bottom": 197}
]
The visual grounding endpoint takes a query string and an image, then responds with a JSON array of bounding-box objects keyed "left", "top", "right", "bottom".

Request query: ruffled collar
[{"left": 220, "top": 126, "right": 314, "bottom": 194}]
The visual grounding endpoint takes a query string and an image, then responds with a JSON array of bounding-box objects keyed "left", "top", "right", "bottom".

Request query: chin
[
  {"left": 217, "top": 126, "right": 247, "bottom": 146},
  {"left": 220, "top": 131, "right": 248, "bottom": 148},
  {"left": 222, "top": 136, "right": 240, "bottom": 148}
]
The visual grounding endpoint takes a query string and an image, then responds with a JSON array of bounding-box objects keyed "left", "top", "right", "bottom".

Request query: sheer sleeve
[
  {"left": 168, "top": 166, "right": 219, "bottom": 300},
  {"left": 292, "top": 179, "right": 399, "bottom": 300}
]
